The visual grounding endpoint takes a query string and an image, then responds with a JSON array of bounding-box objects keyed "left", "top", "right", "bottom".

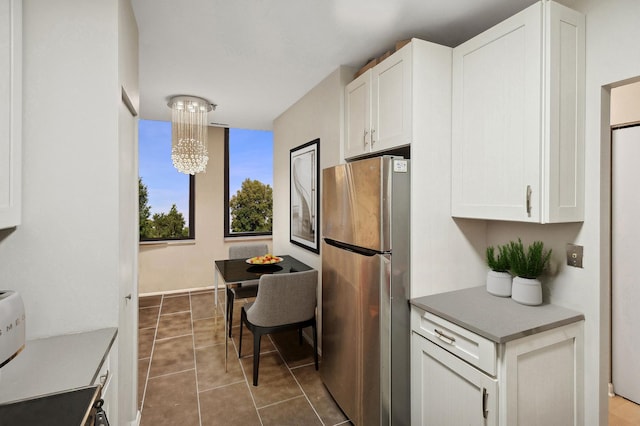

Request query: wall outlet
[{"left": 566, "top": 244, "right": 583, "bottom": 268}]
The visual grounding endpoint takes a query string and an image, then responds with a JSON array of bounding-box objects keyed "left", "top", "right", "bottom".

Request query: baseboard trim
[{"left": 139, "top": 285, "right": 217, "bottom": 297}]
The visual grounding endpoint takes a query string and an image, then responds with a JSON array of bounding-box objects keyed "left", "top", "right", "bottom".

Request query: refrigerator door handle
[{"left": 323, "top": 238, "right": 379, "bottom": 257}]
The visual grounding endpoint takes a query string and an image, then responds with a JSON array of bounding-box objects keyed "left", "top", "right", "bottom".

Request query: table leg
[
  {"left": 224, "top": 280, "right": 228, "bottom": 372},
  {"left": 214, "top": 271, "right": 218, "bottom": 308}
]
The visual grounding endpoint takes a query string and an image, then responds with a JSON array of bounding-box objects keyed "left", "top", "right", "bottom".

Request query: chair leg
[
  {"left": 227, "top": 288, "right": 235, "bottom": 338},
  {"left": 238, "top": 308, "right": 244, "bottom": 357},
  {"left": 312, "top": 320, "right": 319, "bottom": 370},
  {"left": 253, "top": 332, "right": 262, "bottom": 386}
]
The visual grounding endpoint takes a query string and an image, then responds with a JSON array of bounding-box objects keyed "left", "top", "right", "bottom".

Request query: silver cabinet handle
[
  {"left": 434, "top": 328, "right": 455, "bottom": 345},
  {"left": 526, "top": 185, "right": 532, "bottom": 217},
  {"left": 364, "top": 130, "right": 369, "bottom": 146},
  {"left": 371, "top": 129, "right": 376, "bottom": 146},
  {"left": 100, "top": 369, "right": 109, "bottom": 386},
  {"left": 482, "top": 387, "right": 489, "bottom": 419}
]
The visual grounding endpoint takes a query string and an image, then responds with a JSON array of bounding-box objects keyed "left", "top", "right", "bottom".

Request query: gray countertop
[
  {"left": 410, "top": 286, "right": 584, "bottom": 343},
  {"left": 0, "top": 328, "right": 117, "bottom": 404}
]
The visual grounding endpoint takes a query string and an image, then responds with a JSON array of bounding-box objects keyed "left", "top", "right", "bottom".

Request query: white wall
[
  {"left": 272, "top": 67, "right": 351, "bottom": 267},
  {"left": 611, "top": 80, "right": 640, "bottom": 126},
  {"left": 486, "top": 1, "right": 640, "bottom": 424},
  {"left": 272, "top": 66, "right": 352, "bottom": 345},
  {"left": 0, "top": 0, "right": 122, "bottom": 338},
  {"left": 409, "top": 40, "right": 487, "bottom": 298},
  {"left": 0, "top": 2, "right": 139, "bottom": 423}
]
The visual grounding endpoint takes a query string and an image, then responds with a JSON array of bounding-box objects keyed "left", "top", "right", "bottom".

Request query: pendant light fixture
[{"left": 167, "top": 95, "right": 215, "bottom": 175}]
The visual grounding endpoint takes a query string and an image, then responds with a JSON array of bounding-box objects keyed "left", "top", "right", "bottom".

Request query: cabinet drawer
[{"left": 412, "top": 308, "right": 496, "bottom": 376}]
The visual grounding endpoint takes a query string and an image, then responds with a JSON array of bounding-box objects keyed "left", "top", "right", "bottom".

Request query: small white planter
[
  {"left": 511, "top": 276, "right": 543, "bottom": 306},
  {"left": 486, "top": 270, "right": 512, "bottom": 297}
]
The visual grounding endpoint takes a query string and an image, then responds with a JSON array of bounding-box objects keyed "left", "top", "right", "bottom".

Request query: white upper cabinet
[
  {"left": 344, "top": 70, "right": 372, "bottom": 159},
  {"left": 344, "top": 42, "right": 412, "bottom": 160},
  {"left": 451, "top": 0, "right": 585, "bottom": 223},
  {"left": 0, "top": 0, "right": 21, "bottom": 229}
]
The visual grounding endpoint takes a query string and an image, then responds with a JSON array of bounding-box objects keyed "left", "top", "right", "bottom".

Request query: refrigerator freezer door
[
  {"left": 321, "top": 240, "right": 388, "bottom": 426},
  {"left": 322, "top": 156, "right": 393, "bottom": 252}
]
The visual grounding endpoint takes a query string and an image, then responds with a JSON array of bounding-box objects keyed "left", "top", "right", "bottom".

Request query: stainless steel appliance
[
  {"left": 0, "top": 384, "right": 104, "bottom": 425},
  {"left": 321, "top": 156, "right": 410, "bottom": 426},
  {"left": 0, "top": 291, "right": 25, "bottom": 369}
]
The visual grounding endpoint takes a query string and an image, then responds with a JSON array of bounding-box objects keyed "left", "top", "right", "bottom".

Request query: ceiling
[{"left": 131, "top": 0, "right": 543, "bottom": 131}]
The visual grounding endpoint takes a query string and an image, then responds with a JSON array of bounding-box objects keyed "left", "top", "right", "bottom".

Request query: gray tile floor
[{"left": 138, "top": 290, "right": 351, "bottom": 426}]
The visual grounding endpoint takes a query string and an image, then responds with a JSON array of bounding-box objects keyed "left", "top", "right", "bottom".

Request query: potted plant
[
  {"left": 508, "top": 238, "right": 552, "bottom": 305},
  {"left": 486, "top": 244, "right": 512, "bottom": 297}
]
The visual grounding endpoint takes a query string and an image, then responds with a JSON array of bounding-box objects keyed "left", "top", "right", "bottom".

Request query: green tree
[
  {"left": 139, "top": 178, "right": 189, "bottom": 240},
  {"left": 139, "top": 178, "right": 154, "bottom": 239},
  {"left": 151, "top": 204, "right": 187, "bottom": 238},
  {"left": 230, "top": 179, "right": 273, "bottom": 233}
]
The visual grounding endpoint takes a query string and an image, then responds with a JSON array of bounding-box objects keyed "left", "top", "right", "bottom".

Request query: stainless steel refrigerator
[{"left": 321, "top": 156, "right": 410, "bottom": 426}]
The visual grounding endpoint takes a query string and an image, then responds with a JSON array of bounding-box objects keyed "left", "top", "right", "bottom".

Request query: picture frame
[{"left": 290, "top": 138, "right": 320, "bottom": 254}]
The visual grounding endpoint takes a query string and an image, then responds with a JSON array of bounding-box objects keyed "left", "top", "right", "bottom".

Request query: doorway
[{"left": 609, "top": 80, "right": 640, "bottom": 424}]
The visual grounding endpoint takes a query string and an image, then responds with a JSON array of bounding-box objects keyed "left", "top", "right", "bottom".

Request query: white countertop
[
  {"left": 411, "top": 286, "right": 584, "bottom": 343},
  {"left": 0, "top": 328, "right": 117, "bottom": 404}
]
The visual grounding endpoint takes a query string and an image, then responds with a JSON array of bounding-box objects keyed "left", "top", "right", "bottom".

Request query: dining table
[{"left": 213, "top": 254, "right": 314, "bottom": 370}]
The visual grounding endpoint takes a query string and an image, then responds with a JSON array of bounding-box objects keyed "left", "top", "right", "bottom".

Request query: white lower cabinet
[
  {"left": 93, "top": 335, "right": 117, "bottom": 423},
  {"left": 412, "top": 333, "right": 498, "bottom": 425},
  {"left": 411, "top": 307, "right": 584, "bottom": 425}
]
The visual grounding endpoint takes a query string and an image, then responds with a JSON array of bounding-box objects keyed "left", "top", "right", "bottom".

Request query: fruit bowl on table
[{"left": 245, "top": 255, "right": 283, "bottom": 265}]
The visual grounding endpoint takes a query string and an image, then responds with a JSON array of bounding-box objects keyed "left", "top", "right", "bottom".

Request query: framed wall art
[{"left": 289, "top": 138, "right": 320, "bottom": 254}]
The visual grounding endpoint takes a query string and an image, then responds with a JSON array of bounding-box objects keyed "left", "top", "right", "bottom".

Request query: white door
[
  {"left": 118, "top": 93, "right": 139, "bottom": 424},
  {"left": 612, "top": 124, "right": 640, "bottom": 404}
]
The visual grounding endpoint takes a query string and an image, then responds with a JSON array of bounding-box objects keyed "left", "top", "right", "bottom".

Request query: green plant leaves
[
  {"left": 486, "top": 244, "right": 510, "bottom": 272},
  {"left": 507, "top": 238, "right": 552, "bottom": 279}
]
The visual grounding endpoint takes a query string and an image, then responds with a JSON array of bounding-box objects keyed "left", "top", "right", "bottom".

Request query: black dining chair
[
  {"left": 227, "top": 244, "right": 268, "bottom": 337},
  {"left": 238, "top": 269, "right": 319, "bottom": 386}
]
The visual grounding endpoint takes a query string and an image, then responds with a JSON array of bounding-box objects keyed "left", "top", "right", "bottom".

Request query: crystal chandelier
[{"left": 167, "top": 95, "right": 215, "bottom": 175}]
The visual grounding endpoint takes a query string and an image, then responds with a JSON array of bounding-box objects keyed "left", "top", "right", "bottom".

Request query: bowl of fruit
[{"left": 246, "top": 254, "right": 283, "bottom": 265}]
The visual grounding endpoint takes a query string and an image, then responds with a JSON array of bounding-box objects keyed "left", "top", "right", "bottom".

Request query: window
[
  {"left": 139, "top": 119, "right": 195, "bottom": 241},
  {"left": 224, "top": 128, "right": 274, "bottom": 237}
]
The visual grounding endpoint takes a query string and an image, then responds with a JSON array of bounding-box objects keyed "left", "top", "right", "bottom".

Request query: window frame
[
  {"left": 138, "top": 118, "right": 196, "bottom": 242},
  {"left": 224, "top": 127, "right": 273, "bottom": 238}
]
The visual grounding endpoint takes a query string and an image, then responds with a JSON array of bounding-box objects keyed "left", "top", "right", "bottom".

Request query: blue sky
[{"left": 139, "top": 120, "right": 273, "bottom": 217}]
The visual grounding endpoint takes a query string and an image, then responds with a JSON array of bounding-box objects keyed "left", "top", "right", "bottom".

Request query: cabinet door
[
  {"left": 501, "top": 322, "right": 584, "bottom": 426},
  {"left": 344, "top": 70, "right": 371, "bottom": 159},
  {"left": 411, "top": 333, "right": 498, "bottom": 426},
  {"left": 372, "top": 46, "right": 412, "bottom": 153},
  {"left": 451, "top": 2, "right": 542, "bottom": 222},
  {"left": 543, "top": 1, "right": 585, "bottom": 223},
  {"left": 0, "top": 0, "right": 22, "bottom": 229}
]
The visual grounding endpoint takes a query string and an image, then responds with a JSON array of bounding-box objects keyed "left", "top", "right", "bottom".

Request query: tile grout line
[
  {"left": 196, "top": 378, "right": 247, "bottom": 394},
  {"left": 189, "top": 291, "right": 204, "bottom": 426},
  {"left": 139, "top": 294, "right": 163, "bottom": 415},
  {"left": 274, "top": 335, "right": 326, "bottom": 425},
  {"left": 145, "top": 367, "right": 197, "bottom": 381},
  {"left": 155, "top": 332, "right": 194, "bottom": 342},
  {"left": 233, "top": 314, "right": 265, "bottom": 426}
]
